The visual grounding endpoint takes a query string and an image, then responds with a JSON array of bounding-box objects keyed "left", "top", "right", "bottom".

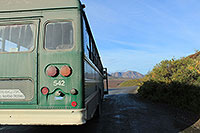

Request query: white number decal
[{"left": 53, "top": 80, "right": 65, "bottom": 86}]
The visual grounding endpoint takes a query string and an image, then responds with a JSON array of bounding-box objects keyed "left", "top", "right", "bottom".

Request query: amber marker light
[
  {"left": 46, "top": 66, "right": 59, "bottom": 77},
  {"left": 60, "top": 65, "right": 72, "bottom": 77}
]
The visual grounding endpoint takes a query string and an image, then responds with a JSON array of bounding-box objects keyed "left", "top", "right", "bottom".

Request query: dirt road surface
[{"left": 0, "top": 86, "right": 200, "bottom": 133}]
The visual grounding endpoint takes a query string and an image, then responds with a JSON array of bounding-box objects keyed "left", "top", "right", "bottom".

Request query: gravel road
[{"left": 0, "top": 86, "right": 199, "bottom": 133}]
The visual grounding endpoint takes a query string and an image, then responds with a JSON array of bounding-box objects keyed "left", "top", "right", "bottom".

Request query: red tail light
[
  {"left": 60, "top": 65, "right": 72, "bottom": 77},
  {"left": 41, "top": 87, "right": 49, "bottom": 95},
  {"left": 46, "top": 66, "right": 59, "bottom": 77},
  {"left": 71, "top": 101, "right": 77, "bottom": 107}
]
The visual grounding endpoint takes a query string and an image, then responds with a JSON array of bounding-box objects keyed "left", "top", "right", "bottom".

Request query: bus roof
[{"left": 0, "top": 0, "right": 81, "bottom": 12}]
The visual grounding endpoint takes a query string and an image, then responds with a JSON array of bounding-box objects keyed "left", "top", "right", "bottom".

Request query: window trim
[
  {"left": 82, "top": 12, "right": 103, "bottom": 73},
  {"left": 0, "top": 21, "right": 37, "bottom": 54},
  {"left": 43, "top": 20, "right": 75, "bottom": 52}
]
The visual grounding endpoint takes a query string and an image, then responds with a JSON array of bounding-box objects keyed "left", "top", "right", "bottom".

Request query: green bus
[{"left": 0, "top": 0, "right": 108, "bottom": 125}]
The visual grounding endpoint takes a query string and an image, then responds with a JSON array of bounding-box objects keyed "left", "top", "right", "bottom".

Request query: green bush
[
  {"left": 138, "top": 54, "right": 200, "bottom": 112},
  {"left": 148, "top": 57, "right": 200, "bottom": 85}
]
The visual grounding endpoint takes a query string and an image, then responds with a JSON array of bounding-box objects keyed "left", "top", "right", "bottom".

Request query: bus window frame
[
  {"left": 82, "top": 12, "right": 103, "bottom": 74},
  {"left": 0, "top": 20, "right": 38, "bottom": 54},
  {"left": 43, "top": 19, "right": 75, "bottom": 52}
]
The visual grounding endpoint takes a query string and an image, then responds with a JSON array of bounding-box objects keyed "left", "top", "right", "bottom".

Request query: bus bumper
[{"left": 0, "top": 109, "right": 86, "bottom": 125}]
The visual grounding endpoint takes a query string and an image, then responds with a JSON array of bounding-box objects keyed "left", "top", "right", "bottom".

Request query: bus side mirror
[{"left": 103, "top": 68, "right": 108, "bottom": 94}]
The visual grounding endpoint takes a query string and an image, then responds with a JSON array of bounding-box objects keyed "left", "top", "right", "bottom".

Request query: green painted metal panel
[
  {"left": 0, "top": 19, "right": 40, "bottom": 105},
  {"left": 0, "top": 7, "right": 84, "bottom": 109},
  {"left": 38, "top": 9, "right": 83, "bottom": 109}
]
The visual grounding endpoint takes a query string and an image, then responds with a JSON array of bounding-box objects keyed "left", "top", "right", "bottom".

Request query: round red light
[
  {"left": 71, "top": 101, "right": 77, "bottom": 107},
  {"left": 46, "top": 66, "right": 58, "bottom": 77},
  {"left": 41, "top": 87, "right": 49, "bottom": 95},
  {"left": 60, "top": 65, "right": 72, "bottom": 77}
]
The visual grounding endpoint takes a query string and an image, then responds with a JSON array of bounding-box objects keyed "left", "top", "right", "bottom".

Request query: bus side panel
[
  {"left": 84, "top": 59, "right": 104, "bottom": 120},
  {"left": 82, "top": 13, "right": 104, "bottom": 120}
]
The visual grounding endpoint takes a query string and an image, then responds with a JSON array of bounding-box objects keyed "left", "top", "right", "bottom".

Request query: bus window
[
  {"left": 83, "top": 17, "right": 90, "bottom": 58},
  {"left": 45, "top": 21, "right": 73, "bottom": 50},
  {"left": 0, "top": 24, "right": 35, "bottom": 53}
]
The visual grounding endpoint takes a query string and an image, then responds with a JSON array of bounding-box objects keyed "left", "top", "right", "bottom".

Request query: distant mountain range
[{"left": 110, "top": 71, "right": 144, "bottom": 79}]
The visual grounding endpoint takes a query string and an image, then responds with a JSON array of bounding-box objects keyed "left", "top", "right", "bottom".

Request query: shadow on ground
[
  {"left": 138, "top": 80, "right": 200, "bottom": 132},
  {"left": 1, "top": 86, "right": 200, "bottom": 133}
]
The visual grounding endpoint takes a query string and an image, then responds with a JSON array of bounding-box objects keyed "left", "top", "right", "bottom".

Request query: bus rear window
[
  {"left": 0, "top": 24, "right": 35, "bottom": 53},
  {"left": 45, "top": 21, "right": 73, "bottom": 50}
]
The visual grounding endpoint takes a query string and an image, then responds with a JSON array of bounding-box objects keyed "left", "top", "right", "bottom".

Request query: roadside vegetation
[
  {"left": 120, "top": 51, "right": 200, "bottom": 112},
  {"left": 118, "top": 78, "right": 144, "bottom": 87}
]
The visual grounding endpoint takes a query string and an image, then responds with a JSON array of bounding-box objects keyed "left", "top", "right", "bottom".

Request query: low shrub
[{"left": 138, "top": 53, "right": 200, "bottom": 112}]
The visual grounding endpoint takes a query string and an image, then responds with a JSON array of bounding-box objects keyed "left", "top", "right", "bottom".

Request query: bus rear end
[{"left": 0, "top": 0, "right": 85, "bottom": 125}]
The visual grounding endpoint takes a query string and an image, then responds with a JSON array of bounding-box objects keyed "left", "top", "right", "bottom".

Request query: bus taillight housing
[
  {"left": 60, "top": 65, "right": 72, "bottom": 77},
  {"left": 41, "top": 87, "right": 49, "bottom": 95},
  {"left": 46, "top": 66, "right": 59, "bottom": 77},
  {"left": 71, "top": 101, "right": 77, "bottom": 107}
]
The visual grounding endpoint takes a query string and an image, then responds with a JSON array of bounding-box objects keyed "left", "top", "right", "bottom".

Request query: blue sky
[{"left": 83, "top": 0, "right": 200, "bottom": 75}]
